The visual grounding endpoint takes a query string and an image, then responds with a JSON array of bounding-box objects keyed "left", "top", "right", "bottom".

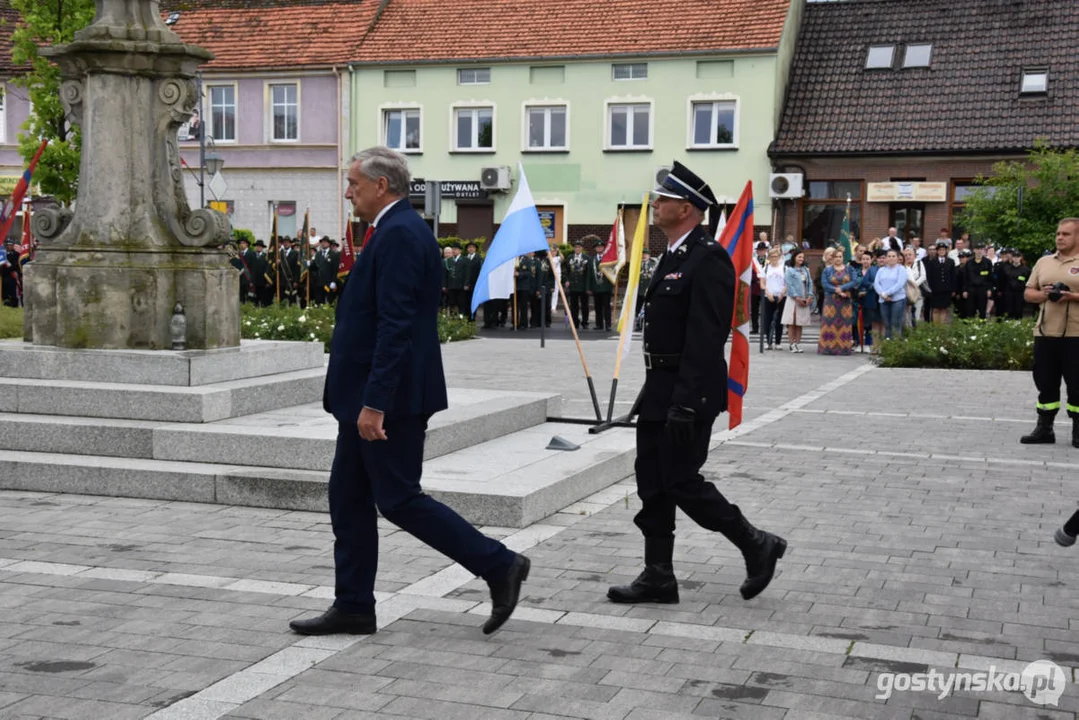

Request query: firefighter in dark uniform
[
  {"left": 1006, "top": 250, "right": 1031, "bottom": 320},
  {"left": 513, "top": 253, "right": 535, "bottom": 329},
  {"left": 954, "top": 249, "right": 972, "bottom": 318},
  {"left": 607, "top": 161, "right": 786, "bottom": 606},
  {"left": 993, "top": 247, "right": 1013, "bottom": 318},
  {"left": 1020, "top": 218, "right": 1079, "bottom": 448},
  {"left": 532, "top": 249, "right": 554, "bottom": 327},
  {"left": 564, "top": 240, "right": 591, "bottom": 329},
  {"left": 962, "top": 243, "right": 994, "bottom": 319}
]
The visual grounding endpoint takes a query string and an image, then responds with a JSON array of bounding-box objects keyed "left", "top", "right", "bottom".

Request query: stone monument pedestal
[{"left": 25, "top": 250, "right": 237, "bottom": 350}]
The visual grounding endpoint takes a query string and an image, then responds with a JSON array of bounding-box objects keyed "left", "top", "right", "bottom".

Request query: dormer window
[
  {"left": 902, "top": 43, "right": 932, "bottom": 68},
  {"left": 1021, "top": 69, "right": 1048, "bottom": 94},
  {"left": 865, "top": 45, "right": 895, "bottom": 70}
]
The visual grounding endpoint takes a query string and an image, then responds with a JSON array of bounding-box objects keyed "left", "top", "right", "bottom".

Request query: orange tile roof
[
  {"left": 352, "top": 0, "right": 793, "bottom": 63},
  {"left": 165, "top": 1, "right": 378, "bottom": 71},
  {"left": 164, "top": 0, "right": 791, "bottom": 71}
]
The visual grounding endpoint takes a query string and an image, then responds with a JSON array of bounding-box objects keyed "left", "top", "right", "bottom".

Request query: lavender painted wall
[
  {"left": 0, "top": 82, "right": 33, "bottom": 171},
  {"left": 179, "top": 73, "right": 338, "bottom": 164}
]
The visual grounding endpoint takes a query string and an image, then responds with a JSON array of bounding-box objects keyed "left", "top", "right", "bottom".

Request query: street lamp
[{"left": 205, "top": 149, "right": 223, "bottom": 178}]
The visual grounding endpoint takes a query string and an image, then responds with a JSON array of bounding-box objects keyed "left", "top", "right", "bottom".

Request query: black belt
[{"left": 643, "top": 352, "right": 680, "bottom": 370}]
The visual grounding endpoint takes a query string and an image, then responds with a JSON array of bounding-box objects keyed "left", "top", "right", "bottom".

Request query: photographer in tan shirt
[{"left": 1020, "top": 218, "right": 1079, "bottom": 447}]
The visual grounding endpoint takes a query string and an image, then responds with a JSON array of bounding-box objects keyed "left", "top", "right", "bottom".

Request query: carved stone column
[{"left": 24, "top": 0, "right": 238, "bottom": 350}]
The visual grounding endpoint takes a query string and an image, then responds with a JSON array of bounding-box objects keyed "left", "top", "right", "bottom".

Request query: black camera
[{"left": 1047, "top": 282, "right": 1069, "bottom": 302}]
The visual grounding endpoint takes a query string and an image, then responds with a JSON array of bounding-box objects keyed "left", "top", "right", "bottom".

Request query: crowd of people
[
  {"left": 748, "top": 228, "right": 1037, "bottom": 356},
  {"left": 230, "top": 230, "right": 346, "bottom": 308}
]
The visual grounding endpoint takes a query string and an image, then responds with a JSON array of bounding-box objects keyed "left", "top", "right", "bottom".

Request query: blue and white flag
[{"left": 470, "top": 163, "right": 550, "bottom": 314}]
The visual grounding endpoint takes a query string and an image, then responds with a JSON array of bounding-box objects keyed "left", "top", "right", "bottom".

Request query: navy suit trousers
[{"left": 328, "top": 418, "right": 514, "bottom": 614}]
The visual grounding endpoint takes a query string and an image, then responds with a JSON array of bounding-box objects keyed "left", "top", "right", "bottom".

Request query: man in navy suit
[{"left": 290, "top": 147, "right": 530, "bottom": 636}]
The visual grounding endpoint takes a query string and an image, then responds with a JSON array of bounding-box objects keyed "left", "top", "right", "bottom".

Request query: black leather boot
[
  {"left": 607, "top": 537, "right": 679, "bottom": 604},
  {"left": 720, "top": 506, "right": 787, "bottom": 601},
  {"left": 1020, "top": 412, "right": 1056, "bottom": 444}
]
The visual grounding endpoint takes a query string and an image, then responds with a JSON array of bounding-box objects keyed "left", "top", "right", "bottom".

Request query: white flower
[
  {"left": 939, "top": 346, "right": 949, "bottom": 355},
  {"left": 298, "top": 315, "right": 306, "bottom": 323},
  {"left": 309, "top": 333, "right": 316, "bottom": 339},
  {"left": 970, "top": 336, "right": 977, "bottom": 341},
  {"left": 245, "top": 320, "right": 252, "bottom": 326},
  {"left": 277, "top": 324, "right": 285, "bottom": 331}
]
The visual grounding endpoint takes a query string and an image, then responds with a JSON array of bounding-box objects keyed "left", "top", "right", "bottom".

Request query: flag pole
[{"left": 549, "top": 247, "right": 603, "bottom": 422}]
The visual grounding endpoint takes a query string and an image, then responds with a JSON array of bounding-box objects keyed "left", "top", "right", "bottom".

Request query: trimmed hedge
[{"left": 877, "top": 318, "right": 1035, "bottom": 371}]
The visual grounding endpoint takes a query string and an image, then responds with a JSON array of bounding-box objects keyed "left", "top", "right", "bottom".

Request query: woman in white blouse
[
  {"left": 902, "top": 247, "right": 926, "bottom": 329},
  {"left": 759, "top": 247, "right": 786, "bottom": 350}
]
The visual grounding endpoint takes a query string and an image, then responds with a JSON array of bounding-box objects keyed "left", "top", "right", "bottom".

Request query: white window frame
[
  {"left": 1021, "top": 69, "right": 1048, "bottom": 94},
  {"left": 450, "top": 102, "right": 496, "bottom": 153},
  {"left": 205, "top": 81, "right": 238, "bottom": 143},
  {"left": 267, "top": 81, "right": 300, "bottom": 143},
  {"left": 603, "top": 99, "right": 653, "bottom": 151},
  {"left": 612, "top": 63, "right": 648, "bottom": 81},
  {"left": 865, "top": 44, "right": 896, "bottom": 70},
  {"left": 686, "top": 95, "right": 739, "bottom": 150},
  {"left": 457, "top": 68, "right": 491, "bottom": 85},
  {"left": 380, "top": 104, "right": 423, "bottom": 153},
  {"left": 521, "top": 102, "right": 569, "bottom": 152},
  {"left": 902, "top": 43, "right": 933, "bottom": 68}
]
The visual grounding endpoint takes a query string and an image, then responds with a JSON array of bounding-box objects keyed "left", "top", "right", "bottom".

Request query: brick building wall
[{"left": 771, "top": 155, "right": 1021, "bottom": 248}]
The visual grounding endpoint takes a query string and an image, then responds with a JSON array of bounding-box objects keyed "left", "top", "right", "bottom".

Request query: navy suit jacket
[{"left": 324, "top": 200, "right": 449, "bottom": 423}]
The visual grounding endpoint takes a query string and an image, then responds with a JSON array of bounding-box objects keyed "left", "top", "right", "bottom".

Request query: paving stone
[{"left": 3, "top": 352, "right": 1078, "bottom": 720}]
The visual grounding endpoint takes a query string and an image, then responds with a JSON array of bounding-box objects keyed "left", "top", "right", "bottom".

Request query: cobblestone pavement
[{"left": 1, "top": 339, "right": 1077, "bottom": 719}]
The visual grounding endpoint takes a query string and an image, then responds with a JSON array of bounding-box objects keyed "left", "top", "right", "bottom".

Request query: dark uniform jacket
[
  {"left": 312, "top": 249, "right": 340, "bottom": 290},
  {"left": 924, "top": 256, "right": 957, "bottom": 294},
  {"left": 963, "top": 257, "right": 994, "bottom": 292},
  {"left": 565, "top": 253, "right": 590, "bottom": 292},
  {"left": 638, "top": 226, "right": 734, "bottom": 423},
  {"left": 462, "top": 253, "right": 482, "bottom": 289},
  {"left": 589, "top": 254, "right": 614, "bottom": 293},
  {"left": 536, "top": 256, "right": 555, "bottom": 294},
  {"left": 277, "top": 247, "right": 301, "bottom": 295},
  {"left": 446, "top": 256, "right": 467, "bottom": 291},
  {"left": 514, "top": 256, "right": 536, "bottom": 293}
]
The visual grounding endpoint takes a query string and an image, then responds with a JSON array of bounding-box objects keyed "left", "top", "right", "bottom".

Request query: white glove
[{"left": 329, "top": 282, "right": 337, "bottom": 290}]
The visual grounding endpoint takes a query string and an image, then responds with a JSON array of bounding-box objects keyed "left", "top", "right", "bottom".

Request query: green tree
[
  {"left": 8, "top": 0, "right": 95, "bottom": 205},
  {"left": 961, "top": 142, "right": 1079, "bottom": 261}
]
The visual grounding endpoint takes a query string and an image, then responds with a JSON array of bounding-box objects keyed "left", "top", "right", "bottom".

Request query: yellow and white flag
[{"left": 615, "top": 195, "right": 649, "bottom": 359}]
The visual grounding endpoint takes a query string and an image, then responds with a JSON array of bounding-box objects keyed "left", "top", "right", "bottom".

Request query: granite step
[
  {"left": 0, "top": 367, "right": 325, "bottom": 422},
  {"left": 0, "top": 389, "right": 560, "bottom": 464},
  {"left": 0, "top": 339, "right": 325, "bottom": 386},
  {"left": 151, "top": 389, "right": 560, "bottom": 468},
  {"left": 0, "top": 422, "right": 635, "bottom": 527}
]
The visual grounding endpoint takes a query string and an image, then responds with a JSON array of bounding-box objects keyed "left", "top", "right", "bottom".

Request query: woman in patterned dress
[{"left": 818, "top": 247, "right": 859, "bottom": 356}]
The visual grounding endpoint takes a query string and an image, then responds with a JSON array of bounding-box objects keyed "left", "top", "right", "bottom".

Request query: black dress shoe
[
  {"left": 483, "top": 554, "right": 530, "bottom": 635},
  {"left": 289, "top": 606, "right": 376, "bottom": 636}
]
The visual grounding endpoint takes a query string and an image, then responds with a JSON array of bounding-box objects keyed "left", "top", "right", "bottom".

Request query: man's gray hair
[{"left": 349, "top": 146, "right": 411, "bottom": 196}]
